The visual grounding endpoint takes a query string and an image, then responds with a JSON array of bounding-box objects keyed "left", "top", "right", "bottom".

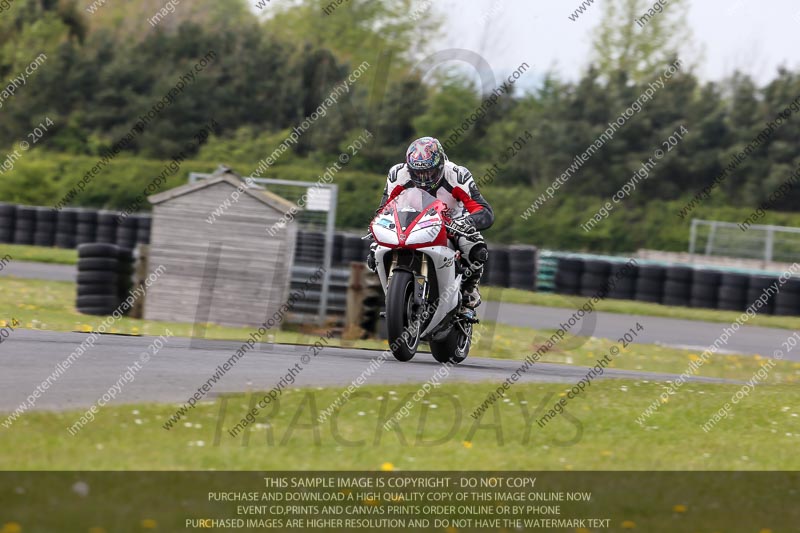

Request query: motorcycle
[{"left": 368, "top": 188, "right": 479, "bottom": 364}]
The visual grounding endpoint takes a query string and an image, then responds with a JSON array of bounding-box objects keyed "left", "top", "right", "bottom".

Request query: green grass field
[
  {"left": 0, "top": 244, "right": 78, "bottom": 265},
  {"left": 4, "top": 380, "right": 800, "bottom": 470}
]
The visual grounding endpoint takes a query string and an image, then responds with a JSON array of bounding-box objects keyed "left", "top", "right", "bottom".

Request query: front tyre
[
  {"left": 386, "top": 270, "right": 420, "bottom": 362},
  {"left": 430, "top": 321, "right": 471, "bottom": 364}
]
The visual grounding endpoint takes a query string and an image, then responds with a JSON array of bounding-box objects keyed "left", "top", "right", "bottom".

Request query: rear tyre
[
  {"left": 430, "top": 322, "right": 471, "bottom": 364},
  {"left": 386, "top": 270, "right": 420, "bottom": 362}
]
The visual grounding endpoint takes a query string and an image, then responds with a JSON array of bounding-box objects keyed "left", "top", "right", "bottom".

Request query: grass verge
[
  {"left": 0, "top": 244, "right": 78, "bottom": 265},
  {"left": 3, "top": 380, "right": 799, "bottom": 470}
]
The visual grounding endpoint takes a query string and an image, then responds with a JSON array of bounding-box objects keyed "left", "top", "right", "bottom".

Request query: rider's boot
[{"left": 459, "top": 266, "right": 483, "bottom": 322}]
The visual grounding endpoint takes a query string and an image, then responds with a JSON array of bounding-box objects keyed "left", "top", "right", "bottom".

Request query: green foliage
[{"left": 1, "top": 0, "right": 800, "bottom": 254}]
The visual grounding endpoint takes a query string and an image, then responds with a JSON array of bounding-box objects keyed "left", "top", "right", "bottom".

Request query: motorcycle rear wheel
[{"left": 386, "top": 270, "right": 420, "bottom": 362}]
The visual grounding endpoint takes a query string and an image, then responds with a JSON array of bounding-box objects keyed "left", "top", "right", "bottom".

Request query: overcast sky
[{"left": 253, "top": 0, "right": 800, "bottom": 90}]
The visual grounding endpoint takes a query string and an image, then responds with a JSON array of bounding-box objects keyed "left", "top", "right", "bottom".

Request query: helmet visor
[{"left": 410, "top": 167, "right": 442, "bottom": 188}]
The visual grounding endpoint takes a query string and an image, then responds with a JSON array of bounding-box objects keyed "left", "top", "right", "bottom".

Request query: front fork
[{"left": 387, "top": 251, "right": 429, "bottom": 314}]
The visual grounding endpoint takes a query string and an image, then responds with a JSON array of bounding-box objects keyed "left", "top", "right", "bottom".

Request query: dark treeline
[{"left": 1, "top": 0, "right": 798, "bottom": 251}]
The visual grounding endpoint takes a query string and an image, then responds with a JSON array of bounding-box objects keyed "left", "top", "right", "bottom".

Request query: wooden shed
[{"left": 143, "top": 168, "right": 298, "bottom": 328}]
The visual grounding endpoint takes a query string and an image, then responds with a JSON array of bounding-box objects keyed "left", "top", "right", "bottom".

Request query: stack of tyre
[
  {"left": 716, "top": 272, "right": 750, "bottom": 311},
  {"left": 13, "top": 206, "right": 36, "bottom": 245},
  {"left": 76, "top": 209, "right": 98, "bottom": 245},
  {"left": 662, "top": 266, "right": 693, "bottom": 307},
  {"left": 0, "top": 203, "right": 154, "bottom": 249},
  {"left": 0, "top": 203, "right": 14, "bottom": 243},
  {"left": 579, "top": 259, "right": 610, "bottom": 297},
  {"left": 748, "top": 274, "right": 778, "bottom": 315},
  {"left": 55, "top": 208, "right": 80, "bottom": 248},
  {"left": 555, "top": 257, "right": 583, "bottom": 295},
  {"left": 608, "top": 262, "right": 638, "bottom": 300},
  {"left": 634, "top": 265, "right": 666, "bottom": 303},
  {"left": 774, "top": 277, "right": 800, "bottom": 316},
  {"left": 76, "top": 244, "right": 135, "bottom": 316},
  {"left": 340, "top": 234, "right": 368, "bottom": 265},
  {"left": 33, "top": 207, "right": 57, "bottom": 247},
  {"left": 116, "top": 216, "right": 139, "bottom": 250},
  {"left": 507, "top": 245, "right": 537, "bottom": 291},
  {"left": 485, "top": 244, "right": 509, "bottom": 288}
]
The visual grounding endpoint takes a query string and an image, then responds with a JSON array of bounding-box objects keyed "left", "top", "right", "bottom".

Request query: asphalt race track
[
  {"left": 0, "top": 329, "right": 738, "bottom": 412},
  {"left": 479, "top": 301, "right": 796, "bottom": 358}
]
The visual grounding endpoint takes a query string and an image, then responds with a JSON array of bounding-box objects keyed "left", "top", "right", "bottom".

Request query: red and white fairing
[{"left": 370, "top": 188, "right": 462, "bottom": 338}]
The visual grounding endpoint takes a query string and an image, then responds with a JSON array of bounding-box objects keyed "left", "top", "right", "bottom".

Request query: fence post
[
  {"left": 344, "top": 262, "right": 366, "bottom": 340},
  {"left": 688, "top": 219, "right": 698, "bottom": 258},
  {"left": 765, "top": 225, "right": 775, "bottom": 263},
  {"left": 704, "top": 221, "right": 717, "bottom": 256}
]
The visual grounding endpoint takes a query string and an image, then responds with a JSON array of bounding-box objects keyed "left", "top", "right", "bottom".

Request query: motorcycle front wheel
[
  {"left": 386, "top": 270, "right": 420, "bottom": 362},
  {"left": 430, "top": 321, "right": 471, "bottom": 364}
]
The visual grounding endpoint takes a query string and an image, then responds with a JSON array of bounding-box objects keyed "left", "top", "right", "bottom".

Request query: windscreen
[{"left": 390, "top": 188, "right": 438, "bottom": 229}]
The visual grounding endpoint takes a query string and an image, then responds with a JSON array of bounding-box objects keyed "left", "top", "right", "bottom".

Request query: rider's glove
[
  {"left": 366, "top": 242, "right": 378, "bottom": 272},
  {"left": 451, "top": 217, "right": 479, "bottom": 238}
]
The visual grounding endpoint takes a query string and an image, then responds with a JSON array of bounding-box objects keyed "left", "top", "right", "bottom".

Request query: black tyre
[
  {"left": 555, "top": 270, "right": 581, "bottom": 295},
  {"left": 607, "top": 263, "right": 638, "bottom": 300},
  {"left": 579, "top": 273, "right": 609, "bottom": 297},
  {"left": 748, "top": 275, "right": 779, "bottom": 314},
  {"left": 559, "top": 257, "right": 584, "bottom": 273},
  {"left": 385, "top": 270, "right": 420, "bottom": 362},
  {"left": 135, "top": 215, "right": 151, "bottom": 245},
  {"left": 430, "top": 322, "right": 471, "bottom": 364},
  {"left": 78, "top": 243, "right": 119, "bottom": 258},
  {"left": 508, "top": 246, "right": 537, "bottom": 291},
  {"left": 663, "top": 294, "right": 690, "bottom": 307},
  {"left": 33, "top": 231, "right": 55, "bottom": 247},
  {"left": 487, "top": 247, "right": 509, "bottom": 287},
  {"left": 77, "top": 271, "right": 118, "bottom": 284},
  {"left": 0, "top": 203, "right": 15, "bottom": 217},
  {"left": 775, "top": 289, "right": 800, "bottom": 316},
  {"left": 721, "top": 272, "right": 749, "bottom": 288},
  {"left": 342, "top": 235, "right": 364, "bottom": 263},
  {"left": 332, "top": 234, "right": 345, "bottom": 265},
  {"left": 665, "top": 265, "right": 693, "bottom": 283},
  {"left": 694, "top": 270, "right": 722, "bottom": 285},
  {"left": 77, "top": 283, "right": 117, "bottom": 296},
  {"left": 95, "top": 211, "right": 118, "bottom": 243},
  {"left": 75, "top": 229, "right": 97, "bottom": 245},
  {"left": 34, "top": 207, "right": 56, "bottom": 223},
  {"left": 77, "top": 257, "right": 119, "bottom": 271},
  {"left": 583, "top": 259, "right": 611, "bottom": 276},
  {"left": 663, "top": 280, "right": 691, "bottom": 307},
  {"left": 718, "top": 280, "right": 747, "bottom": 311},
  {"left": 509, "top": 272, "right": 535, "bottom": 291},
  {"left": 54, "top": 233, "right": 76, "bottom": 249},
  {"left": 76, "top": 306, "right": 117, "bottom": 316},
  {"left": 0, "top": 215, "right": 13, "bottom": 243}
]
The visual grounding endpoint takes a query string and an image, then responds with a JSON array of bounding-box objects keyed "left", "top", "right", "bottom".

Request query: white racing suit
[{"left": 377, "top": 160, "right": 494, "bottom": 309}]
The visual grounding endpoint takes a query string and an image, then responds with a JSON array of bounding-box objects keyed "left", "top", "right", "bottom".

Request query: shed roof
[{"left": 148, "top": 171, "right": 297, "bottom": 214}]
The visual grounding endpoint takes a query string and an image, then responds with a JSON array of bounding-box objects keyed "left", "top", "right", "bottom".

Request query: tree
[{"left": 590, "top": 0, "right": 696, "bottom": 83}]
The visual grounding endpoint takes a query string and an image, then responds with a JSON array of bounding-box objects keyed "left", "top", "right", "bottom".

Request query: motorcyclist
[{"left": 368, "top": 136, "right": 494, "bottom": 315}]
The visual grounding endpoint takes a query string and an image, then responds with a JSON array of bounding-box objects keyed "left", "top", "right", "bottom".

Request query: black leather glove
[
  {"left": 366, "top": 242, "right": 378, "bottom": 272},
  {"left": 450, "top": 217, "right": 479, "bottom": 238}
]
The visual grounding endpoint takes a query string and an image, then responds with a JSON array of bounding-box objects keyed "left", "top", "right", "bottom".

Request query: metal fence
[
  {"left": 689, "top": 219, "right": 800, "bottom": 264},
  {"left": 188, "top": 172, "right": 338, "bottom": 325}
]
